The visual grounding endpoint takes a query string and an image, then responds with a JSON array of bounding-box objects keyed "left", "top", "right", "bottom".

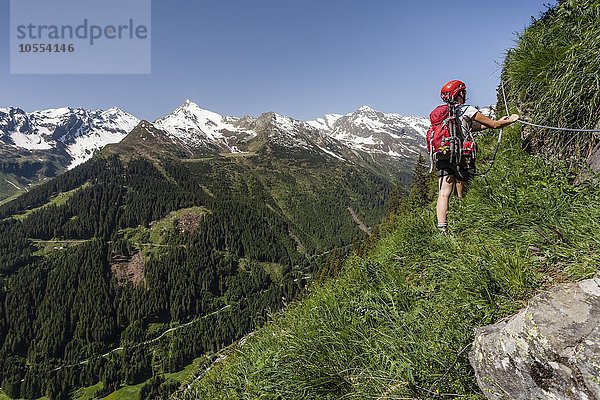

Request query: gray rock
[
  {"left": 470, "top": 276, "right": 600, "bottom": 399},
  {"left": 586, "top": 141, "right": 600, "bottom": 176}
]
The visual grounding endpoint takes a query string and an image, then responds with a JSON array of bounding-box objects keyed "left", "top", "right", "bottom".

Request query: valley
[{"left": 0, "top": 108, "right": 415, "bottom": 398}]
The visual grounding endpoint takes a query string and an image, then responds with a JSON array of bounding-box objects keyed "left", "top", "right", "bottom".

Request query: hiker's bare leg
[
  {"left": 455, "top": 180, "right": 467, "bottom": 199},
  {"left": 436, "top": 175, "right": 455, "bottom": 224}
]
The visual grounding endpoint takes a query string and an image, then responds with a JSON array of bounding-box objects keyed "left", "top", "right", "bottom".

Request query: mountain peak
[
  {"left": 105, "top": 120, "right": 195, "bottom": 160},
  {"left": 181, "top": 98, "right": 195, "bottom": 107},
  {"left": 0, "top": 106, "right": 140, "bottom": 168},
  {"left": 178, "top": 99, "right": 205, "bottom": 112},
  {"left": 170, "top": 100, "right": 224, "bottom": 121},
  {"left": 33, "top": 107, "right": 72, "bottom": 117},
  {"left": 104, "top": 106, "right": 125, "bottom": 113},
  {"left": 120, "top": 120, "right": 175, "bottom": 145},
  {"left": 155, "top": 100, "right": 253, "bottom": 151},
  {"left": 357, "top": 105, "right": 375, "bottom": 112}
]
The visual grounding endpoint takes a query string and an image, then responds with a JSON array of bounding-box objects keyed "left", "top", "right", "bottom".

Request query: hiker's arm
[
  {"left": 473, "top": 112, "right": 519, "bottom": 129},
  {"left": 471, "top": 121, "right": 486, "bottom": 132}
]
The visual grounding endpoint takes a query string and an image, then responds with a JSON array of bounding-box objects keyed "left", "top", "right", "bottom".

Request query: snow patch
[
  {"left": 358, "top": 105, "right": 375, "bottom": 112},
  {"left": 316, "top": 145, "right": 345, "bottom": 161},
  {"left": 307, "top": 113, "right": 343, "bottom": 131},
  {"left": 66, "top": 129, "right": 129, "bottom": 169},
  {"left": 10, "top": 131, "right": 53, "bottom": 150}
]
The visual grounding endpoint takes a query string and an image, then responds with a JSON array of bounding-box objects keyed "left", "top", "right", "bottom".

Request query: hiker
[{"left": 430, "top": 80, "right": 519, "bottom": 235}]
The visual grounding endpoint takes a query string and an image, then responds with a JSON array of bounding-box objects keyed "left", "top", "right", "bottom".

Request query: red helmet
[{"left": 440, "top": 80, "right": 466, "bottom": 103}]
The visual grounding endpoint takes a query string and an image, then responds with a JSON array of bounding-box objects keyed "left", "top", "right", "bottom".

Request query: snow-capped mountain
[
  {"left": 1, "top": 100, "right": 436, "bottom": 201},
  {"left": 153, "top": 101, "right": 354, "bottom": 161},
  {"left": 308, "top": 105, "right": 429, "bottom": 160},
  {"left": 153, "top": 101, "right": 430, "bottom": 167},
  {"left": 233, "top": 111, "right": 353, "bottom": 161},
  {"left": 154, "top": 99, "right": 256, "bottom": 153},
  {"left": 1, "top": 101, "right": 430, "bottom": 169},
  {"left": 0, "top": 107, "right": 139, "bottom": 169},
  {"left": 147, "top": 102, "right": 349, "bottom": 162},
  {"left": 478, "top": 106, "right": 496, "bottom": 118}
]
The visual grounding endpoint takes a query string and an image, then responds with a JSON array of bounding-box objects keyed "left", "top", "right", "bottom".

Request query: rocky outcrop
[
  {"left": 586, "top": 141, "right": 600, "bottom": 176},
  {"left": 470, "top": 276, "right": 600, "bottom": 399}
]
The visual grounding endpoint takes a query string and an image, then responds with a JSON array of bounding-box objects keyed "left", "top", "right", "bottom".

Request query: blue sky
[{"left": 0, "top": 0, "right": 555, "bottom": 121}]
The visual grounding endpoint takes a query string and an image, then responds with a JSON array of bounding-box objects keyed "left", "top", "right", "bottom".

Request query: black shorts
[{"left": 435, "top": 157, "right": 475, "bottom": 182}]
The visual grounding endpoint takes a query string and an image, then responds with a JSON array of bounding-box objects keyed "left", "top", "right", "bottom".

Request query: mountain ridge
[
  {"left": 1, "top": 101, "right": 430, "bottom": 164},
  {"left": 0, "top": 106, "right": 139, "bottom": 169},
  {"left": 0, "top": 101, "right": 433, "bottom": 202}
]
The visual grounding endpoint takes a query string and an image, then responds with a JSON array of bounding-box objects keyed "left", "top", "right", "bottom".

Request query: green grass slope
[
  {"left": 191, "top": 121, "right": 599, "bottom": 398},
  {"left": 504, "top": 0, "right": 600, "bottom": 162},
  {"left": 0, "top": 146, "right": 65, "bottom": 202},
  {"left": 0, "top": 174, "right": 22, "bottom": 204}
]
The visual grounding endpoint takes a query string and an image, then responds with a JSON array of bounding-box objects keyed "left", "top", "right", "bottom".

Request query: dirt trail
[
  {"left": 41, "top": 304, "right": 232, "bottom": 375},
  {"left": 347, "top": 207, "right": 371, "bottom": 236},
  {"left": 4, "top": 179, "right": 21, "bottom": 191}
]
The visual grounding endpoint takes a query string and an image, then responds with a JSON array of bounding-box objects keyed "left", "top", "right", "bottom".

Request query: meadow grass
[
  {"left": 71, "top": 381, "right": 104, "bottom": 399},
  {"left": 119, "top": 206, "right": 210, "bottom": 246},
  {"left": 12, "top": 182, "right": 91, "bottom": 221},
  {"left": 101, "top": 381, "right": 146, "bottom": 400},
  {"left": 504, "top": 0, "right": 600, "bottom": 160},
  {"left": 70, "top": 355, "right": 209, "bottom": 400}
]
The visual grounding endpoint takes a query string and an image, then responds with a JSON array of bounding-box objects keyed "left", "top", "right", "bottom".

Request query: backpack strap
[
  {"left": 428, "top": 135, "right": 434, "bottom": 173},
  {"left": 447, "top": 103, "right": 461, "bottom": 165}
]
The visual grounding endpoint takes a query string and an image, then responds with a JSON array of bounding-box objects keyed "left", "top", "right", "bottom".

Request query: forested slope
[{"left": 0, "top": 121, "right": 393, "bottom": 399}]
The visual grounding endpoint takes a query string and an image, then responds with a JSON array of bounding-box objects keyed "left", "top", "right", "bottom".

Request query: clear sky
[{"left": 0, "top": 0, "right": 555, "bottom": 121}]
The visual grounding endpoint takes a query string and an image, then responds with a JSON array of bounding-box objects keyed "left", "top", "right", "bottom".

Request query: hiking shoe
[{"left": 437, "top": 223, "right": 449, "bottom": 236}]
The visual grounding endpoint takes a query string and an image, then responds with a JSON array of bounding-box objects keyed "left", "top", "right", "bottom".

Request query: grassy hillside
[
  {"left": 0, "top": 147, "right": 65, "bottom": 202},
  {"left": 503, "top": 0, "right": 600, "bottom": 162},
  {"left": 0, "top": 174, "right": 23, "bottom": 204},
  {"left": 191, "top": 123, "right": 599, "bottom": 399},
  {"left": 192, "top": 2, "right": 600, "bottom": 397}
]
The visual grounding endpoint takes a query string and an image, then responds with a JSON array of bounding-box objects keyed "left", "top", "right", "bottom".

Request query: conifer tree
[{"left": 409, "top": 153, "right": 431, "bottom": 207}]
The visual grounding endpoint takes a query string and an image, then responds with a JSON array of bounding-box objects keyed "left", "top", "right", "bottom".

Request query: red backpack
[{"left": 426, "top": 104, "right": 476, "bottom": 166}]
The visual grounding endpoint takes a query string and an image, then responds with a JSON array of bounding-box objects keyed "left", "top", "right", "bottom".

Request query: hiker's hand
[{"left": 501, "top": 114, "right": 519, "bottom": 123}]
